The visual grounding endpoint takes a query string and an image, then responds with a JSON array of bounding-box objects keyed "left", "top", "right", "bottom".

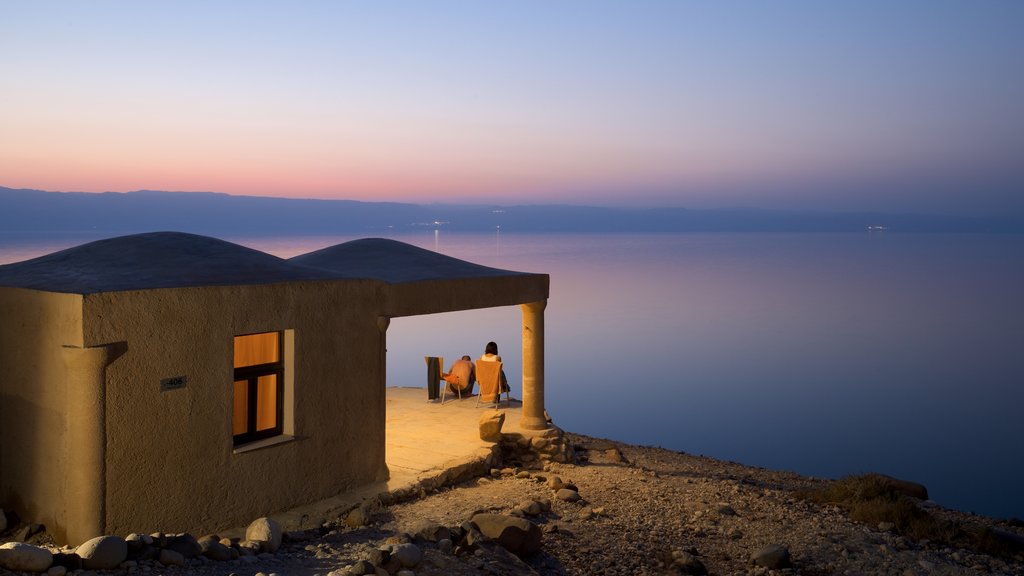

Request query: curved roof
[
  {"left": 0, "top": 233, "right": 542, "bottom": 295},
  {"left": 289, "top": 237, "right": 529, "bottom": 283},
  {"left": 0, "top": 232, "right": 336, "bottom": 294}
]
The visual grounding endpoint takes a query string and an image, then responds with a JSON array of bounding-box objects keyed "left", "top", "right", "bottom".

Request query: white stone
[
  {"left": 0, "top": 542, "right": 53, "bottom": 573},
  {"left": 478, "top": 411, "right": 505, "bottom": 441},
  {"left": 245, "top": 517, "right": 283, "bottom": 553},
  {"left": 76, "top": 535, "right": 128, "bottom": 570}
]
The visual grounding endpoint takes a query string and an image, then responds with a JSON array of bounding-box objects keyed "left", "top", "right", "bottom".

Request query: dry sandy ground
[{"left": 4, "top": 433, "right": 1023, "bottom": 576}]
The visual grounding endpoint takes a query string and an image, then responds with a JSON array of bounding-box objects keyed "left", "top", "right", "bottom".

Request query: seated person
[
  {"left": 443, "top": 355, "right": 475, "bottom": 396},
  {"left": 478, "top": 341, "right": 510, "bottom": 393}
]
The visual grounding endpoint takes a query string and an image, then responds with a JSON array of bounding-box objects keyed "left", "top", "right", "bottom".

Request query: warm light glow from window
[
  {"left": 233, "top": 331, "right": 285, "bottom": 445},
  {"left": 256, "top": 374, "right": 278, "bottom": 432},
  {"left": 234, "top": 332, "right": 280, "bottom": 368}
]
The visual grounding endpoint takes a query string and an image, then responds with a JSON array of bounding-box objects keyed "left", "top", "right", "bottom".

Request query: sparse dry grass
[{"left": 800, "top": 473, "right": 1024, "bottom": 559}]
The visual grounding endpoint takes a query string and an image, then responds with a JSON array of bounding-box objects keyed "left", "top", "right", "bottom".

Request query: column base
[{"left": 519, "top": 415, "right": 550, "bottom": 430}]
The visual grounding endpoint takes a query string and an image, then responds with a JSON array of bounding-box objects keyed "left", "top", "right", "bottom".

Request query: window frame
[{"left": 233, "top": 331, "right": 285, "bottom": 446}]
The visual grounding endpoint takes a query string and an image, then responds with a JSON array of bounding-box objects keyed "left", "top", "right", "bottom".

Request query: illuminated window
[{"left": 233, "top": 331, "right": 284, "bottom": 445}]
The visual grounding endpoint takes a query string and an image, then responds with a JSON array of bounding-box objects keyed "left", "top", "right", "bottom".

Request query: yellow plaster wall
[
  {"left": 0, "top": 288, "right": 84, "bottom": 542},
  {"left": 80, "top": 279, "right": 387, "bottom": 538}
]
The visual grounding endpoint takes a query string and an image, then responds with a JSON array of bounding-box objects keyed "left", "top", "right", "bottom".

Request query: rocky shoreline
[{"left": 3, "top": 431, "right": 1023, "bottom": 576}]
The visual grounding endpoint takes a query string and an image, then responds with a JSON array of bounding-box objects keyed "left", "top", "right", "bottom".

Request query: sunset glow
[{"left": 2, "top": 2, "right": 1023, "bottom": 214}]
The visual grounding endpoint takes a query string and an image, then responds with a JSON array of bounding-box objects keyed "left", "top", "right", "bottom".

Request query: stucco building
[{"left": 0, "top": 232, "right": 549, "bottom": 544}]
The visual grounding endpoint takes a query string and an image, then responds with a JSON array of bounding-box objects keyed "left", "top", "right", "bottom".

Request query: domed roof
[
  {"left": 0, "top": 232, "right": 336, "bottom": 294},
  {"left": 289, "top": 237, "right": 529, "bottom": 283}
]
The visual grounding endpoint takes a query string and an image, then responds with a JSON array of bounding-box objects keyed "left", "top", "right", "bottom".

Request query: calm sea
[{"left": 2, "top": 231, "right": 1022, "bottom": 519}]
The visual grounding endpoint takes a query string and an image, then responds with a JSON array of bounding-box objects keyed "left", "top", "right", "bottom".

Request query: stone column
[
  {"left": 62, "top": 343, "right": 123, "bottom": 545},
  {"left": 520, "top": 300, "right": 549, "bottom": 430}
]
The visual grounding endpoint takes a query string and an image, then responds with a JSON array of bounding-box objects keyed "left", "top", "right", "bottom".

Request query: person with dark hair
[
  {"left": 443, "top": 355, "right": 475, "bottom": 396},
  {"left": 478, "top": 341, "right": 509, "bottom": 393}
]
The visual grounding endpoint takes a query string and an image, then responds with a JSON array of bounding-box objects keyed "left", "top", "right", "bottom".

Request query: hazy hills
[{"left": 1, "top": 186, "right": 1020, "bottom": 235}]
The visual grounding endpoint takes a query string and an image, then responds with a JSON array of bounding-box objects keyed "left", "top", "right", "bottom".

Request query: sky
[{"left": 2, "top": 1, "right": 1023, "bottom": 215}]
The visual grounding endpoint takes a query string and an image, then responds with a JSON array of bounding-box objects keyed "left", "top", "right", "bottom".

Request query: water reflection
[{"left": 1, "top": 231, "right": 1022, "bottom": 519}]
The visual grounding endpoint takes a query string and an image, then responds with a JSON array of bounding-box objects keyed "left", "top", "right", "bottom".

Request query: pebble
[{"left": 556, "top": 488, "right": 581, "bottom": 502}]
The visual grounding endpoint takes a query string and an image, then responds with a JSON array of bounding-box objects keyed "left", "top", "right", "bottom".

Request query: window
[{"left": 233, "top": 331, "right": 284, "bottom": 446}]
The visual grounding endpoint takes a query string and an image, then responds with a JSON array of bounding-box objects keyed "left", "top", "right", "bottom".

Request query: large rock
[
  {"left": 412, "top": 521, "right": 450, "bottom": 543},
  {"left": 0, "top": 542, "right": 54, "bottom": 572},
  {"left": 555, "top": 488, "right": 581, "bottom": 502},
  {"left": 471, "top": 513, "right": 542, "bottom": 556},
  {"left": 158, "top": 548, "right": 185, "bottom": 567},
  {"left": 751, "top": 544, "right": 791, "bottom": 569},
  {"left": 164, "top": 534, "right": 201, "bottom": 558},
  {"left": 245, "top": 517, "right": 283, "bottom": 553},
  {"left": 479, "top": 411, "right": 505, "bottom": 441},
  {"left": 197, "top": 536, "right": 232, "bottom": 561},
  {"left": 392, "top": 543, "right": 422, "bottom": 568},
  {"left": 76, "top": 536, "right": 127, "bottom": 570}
]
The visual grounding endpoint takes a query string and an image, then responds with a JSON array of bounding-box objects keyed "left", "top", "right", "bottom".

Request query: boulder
[
  {"left": 198, "top": 536, "right": 233, "bottom": 562},
  {"left": 245, "top": 517, "right": 283, "bottom": 553},
  {"left": 392, "top": 543, "right": 422, "bottom": 568},
  {"left": 0, "top": 542, "right": 54, "bottom": 572},
  {"left": 124, "top": 533, "right": 150, "bottom": 551},
  {"left": 158, "top": 548, "right": 185, "bottom": 567},
  {"left": 555, "top": 488, "right": 581, "bottom": 502},
  {"left": 412, "top": 521, "right": 450, "bottom": 543},
  {"left": 471, "top": 513, "right": 542, "bottom": 556},
  {"left": 345, "top": 507, "right": 370, "bottom": 528},
  {"left": 517, "top": 500, "right": 543, "bottom": 516},
  {"left": 751, "top": 544, "right": 791, "bottom": 569},
  {"left": 46, "top": 565, "right": 67, "bottom": 576},
  {"left": 76, "top": 536, "right": 128, "bottom": 570},
  {"left": 479, "top": 411, "right": 505, "bottom": 441},
  {"left": 164, "top": 533, "right": 201, "bottom": 558}
]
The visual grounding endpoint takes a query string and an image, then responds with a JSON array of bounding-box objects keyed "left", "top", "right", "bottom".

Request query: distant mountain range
[{"left": 2, "top": 186, "right": 1021, "bottom": 235}]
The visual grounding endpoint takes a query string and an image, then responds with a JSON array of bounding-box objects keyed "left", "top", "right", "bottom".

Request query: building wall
[
  {"left": 80, "top": 279, "right": 387, "bottom": 538},
  {"left": 0, "top": 288, "right": 84, "bottom": 542}
]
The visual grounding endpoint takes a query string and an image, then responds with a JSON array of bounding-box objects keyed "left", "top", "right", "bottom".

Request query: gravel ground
[{"left": 4, "top": 433, "right": 1023, "bottom": 576}]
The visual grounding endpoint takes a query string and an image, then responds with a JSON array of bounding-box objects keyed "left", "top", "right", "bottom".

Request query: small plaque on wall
[{"left": 160, "top": 376, "right": 187, "bottom": 391}]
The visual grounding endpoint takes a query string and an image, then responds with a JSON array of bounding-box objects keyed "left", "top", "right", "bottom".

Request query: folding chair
[{"left": 475, "top": 360, "right": 507, "bottom": 409}]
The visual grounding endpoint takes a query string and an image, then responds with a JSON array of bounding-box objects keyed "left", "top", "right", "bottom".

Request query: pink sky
[{"left": 3, "top": 2, "right": 1023, "bottom": 214}]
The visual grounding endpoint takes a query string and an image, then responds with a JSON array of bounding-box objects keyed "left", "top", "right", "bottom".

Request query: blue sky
[{"left": 2, "top": 1, "right": 1023, "bottom": 215}]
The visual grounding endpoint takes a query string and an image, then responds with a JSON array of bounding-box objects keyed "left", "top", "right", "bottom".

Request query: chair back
[{"left": 476, "top": 361, "right": 503, "bottom": 403}]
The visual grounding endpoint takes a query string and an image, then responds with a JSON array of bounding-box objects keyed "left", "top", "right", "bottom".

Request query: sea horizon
[{"left": 1, "top": 230, "right": 1022, "bottom": 521}]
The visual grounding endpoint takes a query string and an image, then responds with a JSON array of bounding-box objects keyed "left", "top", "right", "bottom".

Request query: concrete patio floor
[
  {"left": 237, "top": 386, "right": 527, "bottom": 534},
  {"left": 385, "top": 386, "right": 527, "bottom": 486}
]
